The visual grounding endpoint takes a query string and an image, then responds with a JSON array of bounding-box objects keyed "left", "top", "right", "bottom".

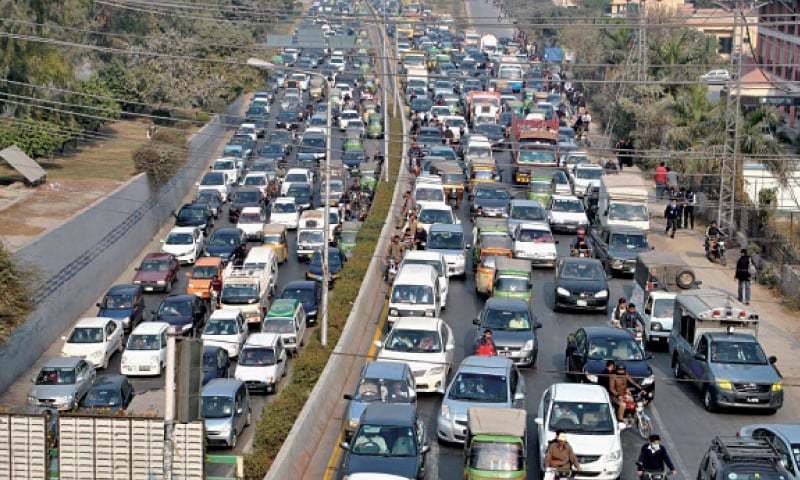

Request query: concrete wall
[{"left": 0, "top": 98, "right": 244, "bottom": 393}]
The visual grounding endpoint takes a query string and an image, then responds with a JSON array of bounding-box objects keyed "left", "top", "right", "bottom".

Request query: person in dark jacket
[
  {"left": 735, "top": 249, "right": 752, "bottom": 305},
  {"left": 664, "top": 200, "right": 680, "bottom": 238},
  {"left": 636, "top": 435, "right": 676, "bottom": 476}
]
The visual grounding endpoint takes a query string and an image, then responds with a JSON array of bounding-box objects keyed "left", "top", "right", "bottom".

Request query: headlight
[
  {"left": 651, "top": 322, "right": 662, "bottom": 331},
  {"left": 606, "top": 449, "right": 622, "bottom": 461},
  {"left": 348, "top": 418, "right": 359, "bottom": 429},
  {"left": 57, "top": 395, "right": 74, "bottom": 405},
  {"left": 440, "top": 404, "right": 450, "bottom": 420},
  {"left": 642, "top": 375, "right": 655, "bottom": 386},
  {"left": 523, "top": 340, "right": 535, "bottom": 351},
  {"left": 133, "top": 280, "right": 142, "bottom": 284},
  {"left": 611, "top": 259, "right": 623, "bottom": 268},
  {"left": 156, "top": 280, "right": 166, "bottom": 285},
  {"left": 557, "top": 287, "right": 571, "bottom": 296},
  {"left": 717, "top": 380, "right": 733, "bottom": 391},
  {"left": 389, "top": 309, "right": 399, "bottom": 316},
  {"left": 429, "top": 366, "right": 444, "bottom": 375},
  {"left": 181, "top": 323, "right": 193, "bottom": 333},
  {"left": 772, "top": 382, "right": 783, "bottom": 392},
  {"left": 425, "top": 309, "right": 435, "bottom": 317},
  {"left": 594, "top": 289, "right": 609, "bottom": 299},
  {"left": 266, "top": 376, "right": 275, "bottom": 384},
  {"left": 585, "top": 372, "right": 598, "bottom": 383},
  {"left": 27, "top": 395, "right": 37, "bottom": 404},
  {"left": 89, "top": 350, "right": 105, "bottom": 359}
]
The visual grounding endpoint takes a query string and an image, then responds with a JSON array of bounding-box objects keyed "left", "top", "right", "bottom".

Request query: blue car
[
  {"left": 202, "top": 346, "right": 230, "bottom": 385},
  {"left": 279, "top": 280, "right": 321, "bottom": 324},
  {"left": 307, "top": 248, "right": 344, "bottom": 283},
  {"left": 97, "top": 284, "right": 146, "bottom": 331}
]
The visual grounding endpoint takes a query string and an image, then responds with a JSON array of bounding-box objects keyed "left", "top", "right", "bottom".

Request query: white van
[
  {"left": 120, "top": 322, "right": 169, "bottom": 377},
  {"left": 400, "top": 251, "right": 449, "bottom": 308},
  {"left": 221, "top": 246, "right": 277, "bottom": 327},
  {"left": 417, "top": 203, "right": 458, "bottom": 235},
  {"left": 270, "top": 197, "right": 299, "bottom": 229},
  {"left": 235, "top": 333, "right": 288, "bottom": 393},
  {"left": 241, "top": 246, "right": 278, "bottom": 294},
  {"left": 236, "top": 206, "right": 267, "bottom": 241},
  {"left": 388, "top": 264, "right": 442, "bottom": 327},
  {"left": 413, "top": 181, "right": 446, "bottom": 210},
  {"left": 202, "top": 309, "right": 249, "bottom": 359}
]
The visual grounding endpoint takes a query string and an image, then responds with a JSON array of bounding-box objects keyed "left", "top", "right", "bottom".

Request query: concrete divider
[{"left": 0, "top": 98, "right": 245, "bottom": 394}]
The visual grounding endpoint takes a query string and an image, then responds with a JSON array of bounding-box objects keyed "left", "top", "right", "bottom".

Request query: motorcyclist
[
  {"left": 637, "top": 434, "right": 676, "bottom": 478},
  {"left": 610, "top": 297, "right": 627, "bottom": 328},
  {"left": 571, "top": 228, "right": 590, "bottom": 255},
  {"left": 618, "top": 303, "right": 644, "bottom": 332},
  {"left": 705, "top": 221, "right": 723, "bottom": 253},
  {"left": 610, "top": 365, "right": 642, "bottom": 421},
  {"left": 544, "top": 431, "right": 581, "bottom": 478}
]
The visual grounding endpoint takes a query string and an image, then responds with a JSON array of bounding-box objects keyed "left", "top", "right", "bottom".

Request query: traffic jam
[
  {"left": 24, "top": 0, "right": 385, "bottom": 453},
  {"left": 334, "top": 1, "right": 790, "bottom": 480}
]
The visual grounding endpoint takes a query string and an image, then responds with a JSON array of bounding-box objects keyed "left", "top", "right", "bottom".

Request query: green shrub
[
  {"left": 244, "top": 109, "right": 402, "bottom": 478},
  {"left": 0, "top": 242, "right": 34, "bottom": 344}
]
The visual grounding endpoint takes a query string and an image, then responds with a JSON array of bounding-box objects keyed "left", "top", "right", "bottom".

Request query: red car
[{"left": 133, "top": 253, "right": 180, "bottom": 293}]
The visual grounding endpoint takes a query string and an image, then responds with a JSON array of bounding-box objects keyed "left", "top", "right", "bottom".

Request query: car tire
[
  {"left": 245, "top": 408, "right": 252, "bottom": 427},
  {"left": 672, "top": 356, "right": 683, "bottom": 378},
  {"left": 703, "top": 387, "right": 718, "bottom": 412},
  {"left": 230, "top": 433, "right": 237, "bottom": 450}
]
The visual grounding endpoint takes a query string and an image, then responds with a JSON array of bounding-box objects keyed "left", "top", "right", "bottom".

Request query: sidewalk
[{"left": 647, "top": 200, "right": 800, "bottom": 415}]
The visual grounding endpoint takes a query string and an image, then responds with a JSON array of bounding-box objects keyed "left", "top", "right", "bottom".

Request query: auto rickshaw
[
  {"left": 359, "top": 161, "right": 379, "bottom": 193},
  {"left": 262, "top": 223, "right": 289, "bottom": 263},
  {"left": 472, "top": 218, "right": 512, "bottom": 272},
  {"left": 468, "top": 159, "right": 498, "bottom": 193},
  {"left": 492, "top": 258, "right": 533, "bottom": 302},
  {"left": 527, "top": 176, "right": 552, "bottom": 205},
  {"left": 432, "top": 161, "right": 465, "bottom": 207},
  {"left": 476, "top": 255, "right": 501, "bottom": 295},
  {"left": 186, "top": 256, "right": 224, "bottom": 303},
  {"left": 338, "top": 221, "right": 362, "bottom": 259}
]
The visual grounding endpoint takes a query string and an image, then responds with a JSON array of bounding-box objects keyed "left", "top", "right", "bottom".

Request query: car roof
[
  {"left": 551, "top": 382, "right": 610, "bottom": 402},
  {"left": 396, "top": 263, "right": 437, "bottom": 281},
  {"left": 517, "top": 222, "right": 551, "bottom": 231},
  {"left": 561, "top": 257, "right": 602, "bottom": 267},
  {"left": 485, "top": 297, "right": 529, "bottom": 311},
  {"left": 240, "top": 206, "right": 262, "bottom": 214},
  {"left": 131, "top": 321, "right": 170, "bottom": 335},
  {"left": 404, "top": 250, "right": 444, "bottom": 262},
  {"left": 510, "top": 199, "right": 544, "bottom": 207},
  {"left": 391, "top": 316, "right": 443, "bottom": 331},
  {"left": 268, "top": 298, "right": 301, "bottom": 316},
  {"left": 169, "top": 226, "right": 198, "bottom": 234},
  {"left": 706, "top": 332, "right": 758, "bottom": 341},
  {"left": 745, "top": 424, "right": 800, "bottom": 442},
  {"left": 90, "top": 374, "right": 128, "bottom": 389},
  {"left": 430, "top": 223, "right": 463, "bottom": 233},
  {"left": 582, "top": 326, "right": 632, "bottom": 339},
  {"left": 213, "top": 227, "right": 242, "bottom": 236},
  {"left": 74, "top": 317, "right": 113, "bottom": 328},
  {"left": 419, "top": 202, "right": 452, "bottom": 211},
  {"left": 244, "top": 333, "right": 281, "bottom": 347},
  {"left": 195, "top": 257, "right": 223, "bottom": 266},
  {"left": 209, "top": 309, "right": 239, "bottom": 320},
  {"left": 202, "top": 378, "right": 244, "bottom": 396},
  {"left": 459, "top": 355, "right": 512, "bottom": 374},
  {"left": 43, "top": 357, "right": 84, "bottom": 368},
  {"left": 364, "top": 361, "right": 410, "bottom": 380},
  {"left": 106, "top": 284, "right": 140, "bottom": 295},
  {"left": 143, "top": 252, "right": 174, "bottom": 261},
  {"left": 284, "top": 280, "right": 316, "bottom": 290},
  {"left": 361, "top": 403, "right": 416, "bottom": 426}
]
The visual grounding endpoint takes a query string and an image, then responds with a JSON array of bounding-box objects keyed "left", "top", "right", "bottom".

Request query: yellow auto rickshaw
[
  {"left": 432, "top": 161, "right": 465, "bottom": 207},
  {"left": 468, "top": 159, "right": 498, "bottom": 193},
  {"left": 262, "top": 223, "right": 289, "bottom": 263}
]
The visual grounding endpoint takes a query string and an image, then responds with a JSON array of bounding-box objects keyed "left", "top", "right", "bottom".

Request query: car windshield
[
  {"left": 484, "top": 308, "right": 531, "bottom": 330},
  {"left": 204, "top": 319, "right": 237, "bottom": 336},
  {"left": 469, "top": 442, "right": 523, "bottom": 471},
  {"left": 430, "top": 148, "right": 457, "bottom": 160},
  {"left": 102, "top": 293, "right": 133, "bottom": 309},
  {"left": 548, "top": 401, "right": 614, "bottom": 434},
  {"left": 711, "top": 341, "right": 768, "bottom": 365},
  {"left": 519, "top": 149, "right": 555, "bottom": 164},
  {"left": 560, "top": 261, "right": 604, "bottom": 280},
  {"left": 476, "top": 124, "right": 503, "bottom": 137},
  {"left": 82, "top": 386, "right": 122, "bottom": 407},
  {"left": 273, "top": 202, "right": 296, "bottom": 213},
  {"left": 449, "top": 372, "right": 507, "bottom": 403},
  {"left": 576, "top": 168, "right": 604, "bottom": 179},
  {"left": 281, "top": 288, "right": 314, "bottom": 304},
  {"left": 385, "top": 328, "right": 442, "bottom": 353},
  {"left": 517, "top": 228, "right": 553, "bottom": 243},
  {"left": 203, "top": 351, "right": 219, "bottom": 369},
  {"left": 391, "top": 285, "right": 434, "bottom": 305},
  {"left": 239, "top": 213, "right": 262, "bottom": 224},
  {"left": 587, "top": 336, "right": 644, "bottom": 361},
  {"left": 140, "top": 260, "right": 169, "bottom": 272},
  {"left": 67, "top": 327, "right": 104, "bottom": 343},
  {"left": 214, "top": 161, "right": 235, "bottom": 170},
  {"left": 511, "top": 205, "right": 545, "bottom": 221},
  {"left": 551, "top": 199, "right": 583, "bottom": 213},
  {"left": 191, "top": 265, "right": 218, "bottom": 280},
  {"left": 419, "top": 209, "right": 453, "bottom": 224},
  {"left": 608, "top": 203, "right": 648, "bottom": 221},
  {"left": 287, "top": 185, "right": 310, "bottom": 197},
  {"left": 239, "top": 347, "right": 275, "bottom": 366},
  {"left": 495, "top": 277, "right": 530, "bottom": 292},
  {"left": 36, "top": 367, "right": 76, "bottom": 385},
  {"left": 233, "top": 191, "right": 261, "bottom": 203},
  {"left": 201, "top": 173, "right": 224, "bottom": 186},
  {"left": 201, "top": 396, "right": 234, "bottom": 419},
  {"left": 244, "top": 176, "right": 266, "bottom": 186},
  {"left": 286, "top": 174, "right": 307, "bottom": 183},
  {"left": 610, "top": 233, "right": 648, "bottom": 250},
  {"left": 652, "top": 298, "right": 674, "bottom": 319},
  {"left": 221, "top": 284, "right": 259, "bottom": 304},
  {"left": 197, "top": 192, "right": 220, "bottom": 203},
  {"left": 127, "top": 334, "right": 160, "bottom": 350},
  {"left": 351, "top": 425, "right": 417, "bottom": 456},
  {"left": 415, "top": 188, "right": 444, "bottom": 202},
  {"left": 530, "top": 182, "right": 549, "bottom": 193},
  {"left": 166, "top": 233, "right": 194, "bottom": 245},
  {"left": 263, "top": 318, "right": 295, "bottom": 334},
  {"left": 178, "top": 207, "right": 205, "bottom": 221},
  {"left": 476, "top": 188, "right": 509, "bottom": 200},
  {"left": 469, "top": 146, "right": 492, "bottom": 158},
  {"left": 298, "top": 230, "right": 324, "bottom": 243},
  {"left": 158, "top": 300, "right": 191, "bottom": 316}
]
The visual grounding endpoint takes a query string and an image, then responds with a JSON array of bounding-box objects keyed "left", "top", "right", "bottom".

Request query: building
[
  {"left": 756, "top": 0, "right": 800, "bottom": 128},
  {"left": 607, "top": 0, "right": 684, "bottom": 17},
  {"left": 743, "top": 163, "right": 800, "bottom": 211},
  {"left": 681, "top": 6, "right": 758, "bottom": 58}
]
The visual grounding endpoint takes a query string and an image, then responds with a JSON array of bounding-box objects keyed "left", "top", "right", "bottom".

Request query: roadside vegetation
[
  {"left": 0, "top": 242, "right": 33, "bottom": 344},
  {"left": 244, "top": 108, "right": 401, "bottom": 477}
]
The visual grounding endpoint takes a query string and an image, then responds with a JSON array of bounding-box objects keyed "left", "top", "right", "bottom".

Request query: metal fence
[{"left": 0, "top": 413, "right": 47, "bottom": 480}]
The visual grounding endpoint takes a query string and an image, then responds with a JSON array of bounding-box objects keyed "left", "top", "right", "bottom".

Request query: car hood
[
  {"left": 188, "top": 279, "right": 213, "bottom": 291},
  {"left": 475, "top": 198, "right": 508, "bottom": 209},
  {"left": 206, "top": 245, "right": 235, "bottom": 256},
  {"left": 585, "top": 358, "right": 652, "bottom": 379},
  {"left": 97, "top": 308, "right": 133, "bottom": 320},
  {"left": 122, "top": 349, "right": 160, "bottom": 365},
  {"left": 235, "top": 364, "right": 277, "bottom": 382},
  {"left": 445, "top": 399, "right": 510, "bottom": 419},
  {"left": 607, "top": 246, "right": 648, "bottom": 260},
  {"left": 557, "top": 278, "right": 607, "bottom": 294},
  {"left": 133, "top": 271, "right": 168, "bottom": 282},
  {"left": 427, "top": 248, "right": 465, "bottom": 261},
  {"left": 156, "top": 314, "right": 192, "bottom": 326},
  {"left": 377, "top": 350, "right": 443, "bottom": 368},
  {"left": 549, "top": 431, "right": 619, "bottom": 457},
  {"left": 62, "top": 343, "right": 104, "bottom": 357},
  {"left": 344, "top": 454, "right": 420, "bottom": 479},
  {"left": 163, "top": 244, "right": 195, "bottom": 255},
  {"left": 204, "top": 417, "right": 233, "bottom": 433},
  {"left": 29, "top": 384, "right": 76, "bottom": 399},
  {"left": 488, "top": 329, "right": 534, "bottom": 348},
  {"left": 708, "top": 363, "right": 781, "bottom": 383},
  {"left": 551, "top": 211, "right": 588, "bottom": 222}
]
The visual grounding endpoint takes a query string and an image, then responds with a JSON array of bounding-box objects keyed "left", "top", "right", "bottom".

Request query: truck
[
  {"left": 464, "top": 29, "right": 481, "bottom": 46},
  {"left": 464, "top": 408, "right": 527, "bottom": 480},
  {"left": 669, "top": 289, "right": 783, "bottom": 413},
  {"left": 496, "top": 56, "right": 525, "bottom": 92},
  {"left": 465, "top": 91, "right": 501, "bottom": 124},
  {"left": 511, "top": 118, "right": 559, "bottom": 184},
  {"left": 480, "top": 34, "right": 498, "bottom": 56},
  {"left": 596, "top": 171, "right": 650, "bottom": 231},
  {"left": 220, "top": 264, "right": 273, "bottom": 327}
]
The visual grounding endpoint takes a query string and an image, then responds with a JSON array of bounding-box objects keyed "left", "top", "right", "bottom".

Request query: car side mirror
[
  {"left": 61, "top": 335, "right": 67, "bottom": 341},
  {"left": 195, "top": 182, "right": 200, "bottom": 187},
  {"left": 374, "top": 340, "right": 382, "bottom": 348},
  {"left": 534, "top": 321, "right": 543, "bottom": 329},
  {"left": 95, "top": 302, "right": 101, "bottom": 307},
  {"left": 340, "top": 442, "right": 350, "bottom": 451},
  {"left": 769, "top": 355, "right": 777, "bottom": 364},
  {"left": 446, "top": 343, "right": 455, "bottom": 351},
  {"left": 534, "top": 417, "right": 543, "bottom": 425},
  {"left": 465, "top": 243, "right": 472, "bottom": 250},
  {"left": 277, "top": 357, "right": 284, "bottom": 363},
  {"left": 343, "top": 393, "right": 353, "bottom": 400},
  {"left": 694, "top": 353, "right": 707, "bottom": 361},
  {"left": 618, "top": 422, "right": 627, "bottom": 431},
  {"left": 513, "top": 391, "right": 525, "bottom": 401},
  {"left": 422, "top": 444, "right": 430, "bottom": 454}
]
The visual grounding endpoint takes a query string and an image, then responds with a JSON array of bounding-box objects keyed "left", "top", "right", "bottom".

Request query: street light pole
[
  {"left": 382, "top": 0, "right": 390, "bottom": 183},
  {"left": 163, "top": 333, "right": 176, "bottom": 480}
]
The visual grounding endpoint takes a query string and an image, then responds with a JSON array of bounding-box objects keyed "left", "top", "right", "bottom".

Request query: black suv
[{"left": 697, "top": 436, "right": 793, "bottom": 480}]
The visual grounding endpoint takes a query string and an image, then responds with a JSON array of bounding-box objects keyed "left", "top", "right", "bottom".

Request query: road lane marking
[{"left": 649, "top": 401, "right": 691, "bottom": 479}]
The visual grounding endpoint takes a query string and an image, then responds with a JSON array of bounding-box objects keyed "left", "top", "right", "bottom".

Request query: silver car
[
  {"left": 343, "top": 361, "right": 416, "bottom": 439},
  {"left": 437, "top": 355, "right": 525, "bottom": 443},
  {"left": 202, "top": 378, "right": 251, "bottom": 448},
  {"left": 739, "top": 424, "right": 800, "bottom": 478},
  {"left": 28, "top": 357, "right": 96, "bottom": 411}
]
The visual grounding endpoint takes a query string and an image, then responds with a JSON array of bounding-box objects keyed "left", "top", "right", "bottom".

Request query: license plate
[
  {"left": 499, "top": 351, "right": 511, "bottom": 357},
  {"left": 144, "top": 287, "right": 154, "bottom": 292},
  {"left": 138, "top": 365, "right": 149, "bottom": 371},
  {"left": 576, "top": 300, "right": 588, "bottom": 307},
  {"left": 746, "top": 398, "right": 760, "bottom": 403}
]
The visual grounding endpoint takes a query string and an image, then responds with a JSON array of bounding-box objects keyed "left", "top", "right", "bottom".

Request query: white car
[
  {"left": 120, "top": 322, "right": 170, "bottom": 377},
  {"left": 212, "top": 158, "right": 240, "bottom": 185},
  {"left": 281, "top": 88, "right": 302, "bottom": 110},
  {"left": 61, "top": 317, "right": 124, "bottom": 369},
  {"left": 417, "top": 202, "right": 458, "bottom": 235},
  {"left": 234, "top": 333, "right": 288, "bottom": 393},
  {"left": 700, "top": 69, "right": 731, "bottom": 84},
  {"left": 242, "top": 172, "right": 269, "bottom": 197},
  {"left": 641, "top": 290, "right": 676, "bottom": 347},
  {"left": 571, "top": 164, "right": 604, "bottom": 197},
  {"left": 202, "top": 309, "right": 249, "bottom": 359},
  {"left": 400, "top": 250, "right": 450, "bottom": 308},
  {"left": 512, "top": 223, "right": 558, "bottom": 267},
  {"left": 548, "top": 194, "right": 589, "bottom": 233},
  {"left": 328, "top": 56, "right": 346, "bottom": 72},
  {"left": 161, "top": 226, "right": 204, "bottom": 264},
  {"left": 289, "top": 73, "right": 309, "bottom": 91},
  {"left": 237, "top": 206, "right": 267, "bottom": 240},
  {"left": 338, "top": 110, "right": 360, "bottom": 130},
  {"left": 282, "top": 168, "right": 313, "bottom": 195},
  {"left": 535, "top": 383, "right": 624, "bottom": 480},
  {"left": 197, "top": 171, "right": 231, "bottom": 202},
  {"left": 376, "top": 317, "right": 454, "bottom": 394},
  {"left": 270, "top": 197, "right": 299, "bottom": 229}
]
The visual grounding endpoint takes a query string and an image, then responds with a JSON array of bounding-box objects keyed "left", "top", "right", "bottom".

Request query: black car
[
  {"left": 473, "top": 123, "right": 506, "bottom": 148},
  {"left": 268, "top": 131, "right": 294, "bottom": 156},
  {"left": 229, "top": 188, "right": 265, "bottom": 223},
  {"left": 194, "top": 190, "right": 223, "bottom": 219},
  {"left": 96, "top": 283, "right": 146, "bottom": 331},
  {"left": 174, "top": 203, "right": 213, "bottom": 233},
  {"left": 565, "top": 327, "right": 655, "bottom": 396},
  {"left": 258, "top": 143, "right": 285, "bottom": 163},
  {"left": 79, "top": 375, "right": 134, "bottom": 412},
  {"left": 473, "top": 298, "right": 542, "bottom": 367},
  {"left": 589, "top": 226, "right": 651, "bottom": 276},
  {"left": 286, "top": 182, "right": 313, "bottom": 211},
  {"left": 154, "top": 294, "right": 208, "bottom": 336},
  {"left": 471, "top": 184, "right": 511, "bottom": 218},
  {"left": 275, "top": 110, "right": 302, "bottom": 130},
  {"left": 342, "top": 149, "right": 366, "bottom": 171},
  {"left": 698, "top": 436, "right": 793, "bottom": 480},
  {"left": 307, "top": 248, "right": 344, "bottom": 283},
  {"left": 341, "top": 404, "right": 428, "bottom": 479},
  {"left": 553, "top": 257, "right": 610, "bottom": 312},
  {"left": 202, "top": 346, "right": 231, "bottom": 385},
  {"left": 279, "top": 280, "right": 321, "bottom": 324},
  {"left": 205, "top": 227, "right": 247, "bottom": 264}
]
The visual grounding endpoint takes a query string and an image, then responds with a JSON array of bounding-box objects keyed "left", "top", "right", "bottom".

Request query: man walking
[
  {"left": 666, "top": 167, "right": 679, "bottom": 197},
  {"left": 674, "top": 187, "right": 686, "bottom": 229},
  {"left": 684, "top": 187, "right": 696, "bottom": 230},
  {"left": 664, "top": 199, "right": 679, "bottom": 238},
  {"left": 654, "top": 162, "right": 667, "bottom": 200},
  {"left": 735, "top": 249, "right": 753, "bottom": 305}
]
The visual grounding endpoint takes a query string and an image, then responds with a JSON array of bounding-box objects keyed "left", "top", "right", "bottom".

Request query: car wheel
[
  {"left": 245, "top": 408, "right": 252, "bottom": 427},
  {"left": 230, "top": 433, "right": 237, "bottom": 450},
  {"left": 672, "top": 356, "right": 683, "bottom": 379},
  {"left": 703, "top": 388, "right": 718, "bottom": 412}
]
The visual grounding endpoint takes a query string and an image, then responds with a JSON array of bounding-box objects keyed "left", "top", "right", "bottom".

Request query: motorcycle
[
  {"left": 623, "top": 390, "right": 654, "bottom": 439},
  {"left": 571, "top": 247, "right": 591, "bottom": 258},
  {"left": 626, "top": 327, "right": 644, "bottom": 350},
  {"left": 384, "top": 258, "right": 398, "bottom": 284},
  {"left": 705, "top": 236, "right": 726, "bottom": 266},
  {"left": 545, "top": 467, "right": 576, "bottom": 480},
  {"left": 641, "top": 471, "right": 668, "bottom": 480}
]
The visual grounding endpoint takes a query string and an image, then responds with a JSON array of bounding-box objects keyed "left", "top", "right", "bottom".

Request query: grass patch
[
  {"left": 243, "top": 108, "right": 402, "bottom": 478},
  {"left": 0, "top": 241, "right": 34, "bottom": 344}
]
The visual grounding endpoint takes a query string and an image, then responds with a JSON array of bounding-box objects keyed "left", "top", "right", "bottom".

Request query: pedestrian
[
  {"left": 664, "top": 199, "right": 679, "bottom": 238},
  {"left": 581, "top": 111, "right": 592, "bottom": 133},
  {"left": 654, "top": 162, "right": 667, "bottom": 200},
  {"left": 735, "top": 249, "right": 753, "bottom": 305},
  {"left": 674, "top": 187, "right": 686, "bottom": 229},
  {"left": 683, "top": 187, "right": 696, "bottom": 230},
  {"left": 414, "top": 226, "right": 427, "bottom": 250},
  {"left": 666, "top": 167, "right": 679, "bottom": 194}
]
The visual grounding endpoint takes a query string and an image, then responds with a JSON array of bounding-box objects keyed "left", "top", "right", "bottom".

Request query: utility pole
[
  {"left": 382, "top": 0, "right": 390, "bottom": 182},
  {"left": 163, "top": 334, "right": 176, "bottom": 480},
  {"left": 636, "top": 0, "right": 648, "bottom": 82},
  {"left": 322, "top": 79, "right": 332, "bottom": 347}
]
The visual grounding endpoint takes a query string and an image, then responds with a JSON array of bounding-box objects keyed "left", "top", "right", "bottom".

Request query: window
[
  {"left": 697, "top": 336, "right": 709, "bottom": 358},
  {"left": 679, "top": 309, "right": 695, "bottom": 344},
  {"left": 105, "top": 322, "right": 116, "bottom": 337}
]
